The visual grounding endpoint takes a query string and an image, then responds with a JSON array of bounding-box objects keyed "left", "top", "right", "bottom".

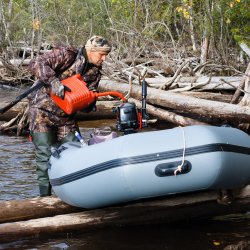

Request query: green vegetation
[{"left": 0, "top": 0, "right": 249, "bottom": 65}]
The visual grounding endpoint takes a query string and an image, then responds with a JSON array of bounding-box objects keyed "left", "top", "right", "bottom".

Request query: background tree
[{"left": 0, "top": 0, "right": 249, "bottom": 78}]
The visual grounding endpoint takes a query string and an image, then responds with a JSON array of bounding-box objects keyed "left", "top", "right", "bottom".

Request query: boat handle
[{"left": 155, "top": 160, "right": 191, "bottom": 177}]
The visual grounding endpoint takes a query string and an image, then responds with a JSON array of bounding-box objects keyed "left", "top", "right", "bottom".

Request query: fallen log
[
  {"left": 99, "top": 80, "right": 250, "bottom": 123},
  {"left": 143, "top": 76, "right": 243, "bottom": 91},
  {"left": 0, "top": 186, "right": 249, "bottom": 242},
  {"left": 0, "top": 196, "right": 81, "bottom": 224},
  {"left": 0, "top": 100, "right": 117, "bottom": 122},
  {"left": 180, "top": 91, "right": 235, "bottom": 103},
  {"left": 128, "top": 98, "right": 207, "bottom": 126}
]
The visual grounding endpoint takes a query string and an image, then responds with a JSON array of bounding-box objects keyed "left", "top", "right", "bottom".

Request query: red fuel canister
[{"left": 51, "top": 74, "right": 126, "bottom": 115}]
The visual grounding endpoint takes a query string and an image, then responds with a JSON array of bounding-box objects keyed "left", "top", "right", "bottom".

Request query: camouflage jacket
[{"left": 28, "top": 46, "right": 102, "bottom": 116}]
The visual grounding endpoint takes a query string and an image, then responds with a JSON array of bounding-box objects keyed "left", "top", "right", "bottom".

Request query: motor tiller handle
[{"left": 0, "top": 80, "right": 44, "bottom": 114}]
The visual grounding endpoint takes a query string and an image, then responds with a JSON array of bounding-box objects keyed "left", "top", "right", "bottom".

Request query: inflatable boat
[{"left": 48, "top": 125, "right": 250, "bottom": 209}]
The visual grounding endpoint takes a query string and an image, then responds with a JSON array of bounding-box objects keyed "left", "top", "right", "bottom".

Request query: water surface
[{"left": 0, "top": 134, "right": 37, "bottom": 200}]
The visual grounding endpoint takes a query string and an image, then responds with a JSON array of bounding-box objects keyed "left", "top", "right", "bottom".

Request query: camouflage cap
[{"left": 85, "top": 36, "right": 112, "bottom": 53}]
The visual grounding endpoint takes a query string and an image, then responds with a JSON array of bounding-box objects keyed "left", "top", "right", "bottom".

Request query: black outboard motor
[
  {"left": 115, "top": 80, "right": 148, "bottom": 134},
  {"left": 116, "top": 102, "right": 140, "bottom": 134}
]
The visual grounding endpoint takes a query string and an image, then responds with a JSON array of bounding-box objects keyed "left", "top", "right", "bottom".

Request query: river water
[{"left": 0, "top": 120, "right": 250, "bottom": 250}]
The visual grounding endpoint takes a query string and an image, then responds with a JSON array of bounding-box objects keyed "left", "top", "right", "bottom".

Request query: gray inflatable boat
[{"left": 48, "top": 125, "right": 250, "bottom": 209}]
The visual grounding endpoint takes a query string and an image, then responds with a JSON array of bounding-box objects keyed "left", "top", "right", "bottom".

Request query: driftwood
[
  {"left": 0, "top": 112, "right": 23, "bottom": 131},
  {"left": 0, "top": 100, "right": 117, "bottom": 122},
  {"left": 128, "top": 98, "right": 207, "bottom": 126},
  {"left": 133, "top": 76, "right": 243, "bottom": 91},
  {"left": 0, "top": 196, "right": 81, "bottom": 224},
  {"left": 0, "top": 73, "right": 248, "bottom": 132},
  {"left": 238, "top": 62, "right": 250, "bottom": 132},
  {"left": 159, "top": 60, "right": 191, "bottom": 90},
  {"left": 0, "top": 59, "right": 30, "bottom": 68},
  {"left": 0, "top": 85, "right": 28, "bottom": 121},
  {"left": 99, "top": 80, "right": 250, "bottom": 123},
  {"left": 0, "top": 100, "right": 27, "bottom": 122},
  {"left": 231, "top": 77, "right": 246, "bottom": 104},
  {"left": 180, "top": 91, "right": 235, "bottom": 103},
  {"left": 0, "top": 186, "right": 249, "bottom": 243},
  {"left": 239, "top": 62, "right": 250, "bottom": 107}
]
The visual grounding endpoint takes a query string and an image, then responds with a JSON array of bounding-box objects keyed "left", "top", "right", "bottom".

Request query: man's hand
[{"left": 51, "top": 78, "right": 71, "bottom": 99}]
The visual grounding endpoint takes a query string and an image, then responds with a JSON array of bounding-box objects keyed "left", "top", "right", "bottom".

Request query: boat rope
[{"left": 174, "top": 126, "right": 186, "bottom": 176}]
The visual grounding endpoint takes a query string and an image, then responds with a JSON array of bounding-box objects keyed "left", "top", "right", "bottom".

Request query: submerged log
[
  {"left": 99, "top": 80, "right": 250, "bottom": 123},
  {"left": 0, "top": 186, "right": 249, "bottom": 243}
]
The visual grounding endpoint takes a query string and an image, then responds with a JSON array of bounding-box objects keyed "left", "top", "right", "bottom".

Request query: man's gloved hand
[{"left": 51, "top": 78, "right": 65, "bottom": 99}]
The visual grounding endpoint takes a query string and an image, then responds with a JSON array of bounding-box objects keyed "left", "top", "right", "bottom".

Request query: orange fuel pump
[{"left": 50, "top": 74, "right": 126, "bottom": 115}]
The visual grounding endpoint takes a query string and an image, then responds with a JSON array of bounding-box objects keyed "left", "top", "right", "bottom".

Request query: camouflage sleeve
[
  {"left": 84, "top": 66, "right": 102, "bottom": 91},
  {"left": 88, "top": 73, "right": 101, "bottom": 91},
  {"left": 29, "top": 47, "right": 77, "bottom": 84}
]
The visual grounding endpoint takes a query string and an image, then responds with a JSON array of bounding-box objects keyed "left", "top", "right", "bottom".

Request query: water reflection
[
  {"left": 0, "top": 134, "right": 38, "bottom": 200},
  {"left": 0, "top": 219, "right": 249, "bottom": 250}
]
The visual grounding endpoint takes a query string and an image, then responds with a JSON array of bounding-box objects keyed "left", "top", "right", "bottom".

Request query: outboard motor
[
  {"left": 116, "top": 102, "right": 140, "bottom": 134},
  {"left": 115, "top": 80, "right": 148, "bottom": 134}
]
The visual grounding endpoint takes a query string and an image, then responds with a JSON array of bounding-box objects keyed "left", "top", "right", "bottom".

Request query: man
[{"left": 28, "top": 36, "right": 112, "bottom": 197}]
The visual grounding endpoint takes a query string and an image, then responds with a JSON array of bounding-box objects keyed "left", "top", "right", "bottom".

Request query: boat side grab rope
[{"left": 174, "top": 126, "right": 186, "bottom": 176}]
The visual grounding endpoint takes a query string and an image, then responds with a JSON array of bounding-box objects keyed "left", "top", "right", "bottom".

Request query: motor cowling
[
  {"left": 116, "top": 102, "right": 141, "bottom": 134},
  {"left": 115, "top": 80, "right": 148, "bottom": 134}
]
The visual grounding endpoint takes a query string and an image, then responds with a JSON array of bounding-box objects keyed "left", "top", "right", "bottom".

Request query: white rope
[{"left": 174, "top": 126, "right": 186, "bottom": 176}]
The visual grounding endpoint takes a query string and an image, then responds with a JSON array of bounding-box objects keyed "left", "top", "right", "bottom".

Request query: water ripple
[{"left": 0, "top": 134, "right": 38, "bottom": 200}]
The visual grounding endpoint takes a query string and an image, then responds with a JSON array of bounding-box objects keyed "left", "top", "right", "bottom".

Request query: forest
[{"left": 0, "top": 0, "right": 250, "bottom": 133}]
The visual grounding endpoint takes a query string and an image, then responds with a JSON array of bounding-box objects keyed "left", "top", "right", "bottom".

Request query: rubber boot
[
  {"left": 39, "top": 184, "right": 52, "bottom": 197},
  {"left": 32, "top": 131, "right": 56, "bottom": 197}
]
